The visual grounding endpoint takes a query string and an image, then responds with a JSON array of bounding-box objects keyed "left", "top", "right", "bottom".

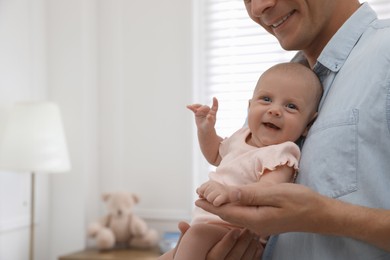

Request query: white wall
[
  {"left": 0, "top": 0, "right": 193, "bottom": 259},
  {"left": 0, "top": 0, "right": 50, "bottom": 259},
  {"left": 97, "top": 0, "right": 194, "bottom": 217},
  {"left": 47, "top": 0, "right": 99, "bottom": 258}
]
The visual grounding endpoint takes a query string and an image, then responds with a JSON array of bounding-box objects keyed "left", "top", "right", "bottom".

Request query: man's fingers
[
  {"left": 178, "top": 221, "right": 190, "bottom": 234},
  {"left": 239, "top": 233, "right": 264, "bottom": 260},
  {"left": 234, "top": 183, "right": 283, "bottom": 206},
  {"left": 195, "top": 198, "right": 272, "bottom": 234},
  {"left": 206, "top": 229, "right": 240, "bottom": 260},
  {"left": 195, "top": 199, "right": 248, "bottom": 225},
  {"left": 170, "top": 221, "right": 191, "bottom": 258},
  {"left": 224, "top": 229, "right": 258, "bottom": 260}
]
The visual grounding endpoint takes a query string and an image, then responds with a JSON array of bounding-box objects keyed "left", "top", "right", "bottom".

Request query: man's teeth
[{"left": 271, "top": 12, "right": 292, "bottom": 28}]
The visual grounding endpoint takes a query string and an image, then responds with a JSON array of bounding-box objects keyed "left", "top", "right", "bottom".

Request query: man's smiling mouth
[{"left": 271, "top": 11, "right": 295, "bottom": 28}]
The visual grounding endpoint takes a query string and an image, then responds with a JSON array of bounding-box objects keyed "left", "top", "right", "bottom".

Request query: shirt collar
[{"left": 314, "top": 3, "right": 377, "bottom": 73}]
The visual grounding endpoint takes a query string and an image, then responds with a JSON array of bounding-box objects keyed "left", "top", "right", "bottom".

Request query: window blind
[
  {"left": 370, "top": 0, "right": 390, "bottom": 18},
  {"left": 196, "top": 0, "right": 296, "bottom": 139}
]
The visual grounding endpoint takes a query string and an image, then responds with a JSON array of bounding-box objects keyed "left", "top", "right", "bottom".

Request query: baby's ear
[
  {"left": 302, "top": 112, "right": 318, "bottom": 137},
  {"left": 247, "top": 99, "right": 252, "bottom": 109}
]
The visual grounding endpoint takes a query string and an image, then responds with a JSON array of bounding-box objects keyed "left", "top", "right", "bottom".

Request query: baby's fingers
[
  {"left": 196, "top": 182, "right": 209, "bottom": 197},
  {"left": 213, "top": 194, "right": 229, "bottom": 207},
  {"left": 186, "top": 104, "right": 202, "bottom": 113},
  {"left": 205, "top": 191, "right": 223, "bottom": 206},
  {"left": 197, "top": 181, "right": 216, "bottom": 198},
  {"left": 210, "top": 97, "right": 219, "bottom": 115}
]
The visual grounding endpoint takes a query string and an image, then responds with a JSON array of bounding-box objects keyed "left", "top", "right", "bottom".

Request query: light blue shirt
[{"left": 264, "top": 3, "right": 390, "bottom": 259}]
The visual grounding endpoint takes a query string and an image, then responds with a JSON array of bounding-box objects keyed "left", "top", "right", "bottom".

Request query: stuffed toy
[{"left": 87, "top": 192, "right": 159, "bottom": 250}]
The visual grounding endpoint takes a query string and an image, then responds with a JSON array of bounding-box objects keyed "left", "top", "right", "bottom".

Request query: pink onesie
[{"left": 192, "top": 127, "right": 300, "bottom": 225}]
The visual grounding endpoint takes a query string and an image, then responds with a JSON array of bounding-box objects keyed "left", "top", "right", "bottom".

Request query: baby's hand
[
  {"left": 186, "top": 97, "right": 218, "bottom": 131},
  {"left": 197, "top": 180, "right": 231, "bottom": 207}
]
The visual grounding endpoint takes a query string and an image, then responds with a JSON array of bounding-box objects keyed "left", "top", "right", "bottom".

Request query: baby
[{"left": 160, "top": 62, "right": 322, "bottom": 259}]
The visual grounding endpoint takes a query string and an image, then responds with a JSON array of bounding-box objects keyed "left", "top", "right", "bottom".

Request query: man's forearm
[{"left": 315, "top": 195, "right": 390, "bottom": 251}]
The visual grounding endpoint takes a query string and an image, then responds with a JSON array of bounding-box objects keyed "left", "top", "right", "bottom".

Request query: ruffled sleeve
[{"left": 258, "top": 141, "right": 300, "bottom": 176}]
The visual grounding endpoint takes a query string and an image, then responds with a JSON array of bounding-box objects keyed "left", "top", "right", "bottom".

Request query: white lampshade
[{"left": 0, "top": 101, "right": 71, "bottom": 173}]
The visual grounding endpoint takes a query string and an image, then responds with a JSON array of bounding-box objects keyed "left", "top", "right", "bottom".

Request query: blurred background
[{"left": 0, "top": 0, "right": 388, "bottom": 259}]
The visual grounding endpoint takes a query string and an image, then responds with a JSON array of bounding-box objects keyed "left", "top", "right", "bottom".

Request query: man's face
[{"left": 243, "top": 0, "right": 337, "bottom": 56}]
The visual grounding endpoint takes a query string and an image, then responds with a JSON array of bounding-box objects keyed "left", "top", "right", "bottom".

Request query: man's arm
[
  {"left": 317, "top": 194, "right": 390, "bottom": 251},
  {"left": 196, "top": 183, "right": 390, "bottom": 252}
]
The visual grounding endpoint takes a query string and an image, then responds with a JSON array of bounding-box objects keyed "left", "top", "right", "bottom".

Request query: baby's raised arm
[{"left": 187, "top": 97, "right": 223, "bottom": 166}]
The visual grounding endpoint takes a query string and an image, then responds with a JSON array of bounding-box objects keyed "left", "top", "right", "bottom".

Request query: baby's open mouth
[{"left": 264, "top": 122, "right": 280, "bottom": 130}]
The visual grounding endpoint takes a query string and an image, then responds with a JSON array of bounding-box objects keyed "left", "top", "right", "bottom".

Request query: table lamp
[{"left": 0, "top": 101, "right": 71, "bottom": 260}]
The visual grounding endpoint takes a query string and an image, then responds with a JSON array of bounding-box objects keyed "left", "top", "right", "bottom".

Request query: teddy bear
[{"left": 87, "top": 191, "right": 159, "bottom": 250}]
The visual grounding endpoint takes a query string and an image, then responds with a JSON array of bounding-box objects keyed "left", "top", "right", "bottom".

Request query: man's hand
[
  {"left": 205, "top": 228, "right": 263, "bottom": 260},
  {"left": 196, "top": 183, "right": 324, "bottom": 237},
  {"left": 164, "top": 221, "right": 263, "bottom": 260},
  {"left": 198, "top": 182, "right": 390, "bottom": 252},
  {"left": 158, "top": 222, "right": 191, "bottom": 259}
]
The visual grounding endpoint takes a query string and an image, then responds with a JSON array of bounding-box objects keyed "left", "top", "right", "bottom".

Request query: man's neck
[{"left": 304, "top": 1, "right": 361, "bottom": 68}]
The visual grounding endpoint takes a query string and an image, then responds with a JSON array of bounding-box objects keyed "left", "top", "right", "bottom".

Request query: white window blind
[
  {"left": 192, "top": 0, "right": 390, "bottom": 183},
  {"left": 369, "top": 0, "right": 390, "bottom": 18},
  {"left": 194, "top": 0, "right": 295, "bottom": 140}
]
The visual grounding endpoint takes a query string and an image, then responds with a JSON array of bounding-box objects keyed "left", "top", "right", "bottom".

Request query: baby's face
[{"left": 247, "top": 68, "right": 319, "bottom": 147}]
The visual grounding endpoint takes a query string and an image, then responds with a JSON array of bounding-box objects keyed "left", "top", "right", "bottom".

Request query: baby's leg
[{"left": 174, "top": 223, "right": 231, "bottom": 260}]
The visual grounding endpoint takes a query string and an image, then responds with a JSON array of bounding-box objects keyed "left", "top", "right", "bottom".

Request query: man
[{"left": 193, "top": 0, "right": 390, "bottom": 259}]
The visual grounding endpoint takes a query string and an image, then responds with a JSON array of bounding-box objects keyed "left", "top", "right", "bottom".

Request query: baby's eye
[
  {"left": 261, "top": 96, "right": 272, "bottom": 102},
  {"left": 286, "top": 103, "right": 298, "bottom": 110}
]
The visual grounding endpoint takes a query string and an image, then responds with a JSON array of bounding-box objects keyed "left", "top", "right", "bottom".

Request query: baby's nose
[{"left": 267, "top": 106, "right": 281, "bottom": 117}]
